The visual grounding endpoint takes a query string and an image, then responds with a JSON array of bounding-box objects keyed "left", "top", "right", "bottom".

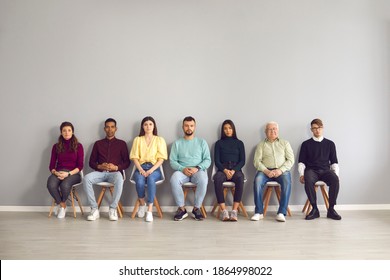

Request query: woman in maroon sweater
[{"left": 47, "top": 121, "right": 84, "bottom": 219}]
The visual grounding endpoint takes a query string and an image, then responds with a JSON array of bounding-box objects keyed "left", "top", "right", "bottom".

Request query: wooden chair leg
[
  {"left": 211, "top": 201, "right": 219, "bottom": 215},
  {"left": 73, "top": 190, "right": 84, "bottom": 215},
  {"left": 263, "top": 187, "right": 272, "bottom": 217},
  {"left": 97, "top": 187, "right": 106, "bottom": 208},
  {"left": 154, "top": 197, "right": 163, "bottom": 218},
  {"left": 302, "top": 199, "right": 310, "bottom": 213},
  {"left": 70, "top": 190, "right": 76, "bottom": 218},
  {"left": 239, "top": 201, "right": 249, "bottom": 218},
  {"left": 49, "top": 199, "right": 56, "bottom": 218},
  {"left": 131, "top": 199, "right": 140, "bottom": 219},
  {"left": 200, "top": 205, "right": 207, "bottom": 218}
]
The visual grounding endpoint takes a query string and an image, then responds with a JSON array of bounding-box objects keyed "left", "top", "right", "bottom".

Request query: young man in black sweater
[{"left": 298, "top": 118, "right": 341, "bottom": 220}]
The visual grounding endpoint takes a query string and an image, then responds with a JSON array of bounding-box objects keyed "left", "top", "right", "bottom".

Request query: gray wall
[{"left": 1, "top": 0, "right": 389, "bottom": 208}]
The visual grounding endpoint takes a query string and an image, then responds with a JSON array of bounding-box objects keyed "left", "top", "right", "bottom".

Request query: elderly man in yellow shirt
[
  {"left": 130, "top": 116, "right": 168, "bottom": 222},
  {"left": 251, "top": 121, "right": 294, "bottom": 222}
]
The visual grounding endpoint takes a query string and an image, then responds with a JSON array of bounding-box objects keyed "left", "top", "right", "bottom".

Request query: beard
[{"left": 184, "top": 130, "right": 193, "bottom": 136}]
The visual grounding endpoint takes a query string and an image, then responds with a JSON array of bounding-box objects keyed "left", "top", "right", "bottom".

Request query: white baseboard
[{"left": 0, "top": 204, "right": 389, "bottom": 212}]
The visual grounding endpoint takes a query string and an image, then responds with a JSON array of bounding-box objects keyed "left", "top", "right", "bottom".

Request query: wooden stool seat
[
  {"left": 182, "top": 182, "right": 207, "bottom": 218},
  {"left": 263, "top": 181, "right": 292, "bottom": 217},
  {"left": 302, "top": 181, "right": 329, "bottom": 215}
]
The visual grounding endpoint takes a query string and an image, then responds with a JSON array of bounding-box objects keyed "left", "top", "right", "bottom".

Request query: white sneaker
[
  {"left": 137, "top": 204, "right": 146, "bottom": 218},
  {"left": 57, "top": 207, "right": 66, "bottom": 219},
  {"left": 145, "top": 211, "right": 153, "bottom": 222},
  {"left": 251, "top": 213, "right": 264, "bottom": 221},
  {"left": 276, "top": 213, "right": 286, "bottom": 222},
  {"left": 54, "top": 204, "right": 60, "bottom": 216},
  {"left": 87, "top": 208, "right": 100, "bottom": 221},
  {"left": 109, "top": 208, "right": 118, "bottom": 221}
]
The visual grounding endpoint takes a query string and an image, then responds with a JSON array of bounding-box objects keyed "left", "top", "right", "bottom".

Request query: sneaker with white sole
[
  {"left": 54, "top": 204, "right": 60, "bottom": 216},
  {"left": 221, "top": 209, "right": 229, "bottom": 221},
  {"left": 174, "top": 207, "right": 188, "bottom": 221},
  {"left": 251, "top": 213, "right": 264, "bottom": 221},
  {"left": 276, "top": 213, "right": 286, "bottom": 222},
  {"left": 145, "top": 211, "right": 153, "bottom": 222},
  {"left": 57, "top": 207, "right": 66, "bottom": 219},
  {"left": 230, "top": 210, "right": 238, "bottom": 222},
  {"left": 87, "top": 208, "right": 100, "bottom": 221},
  {"left": 137, "top": 204, "right": 146, "bottom": 218},
  {"left": 109, "top": 208, "right": 118, "bottom": 221}
]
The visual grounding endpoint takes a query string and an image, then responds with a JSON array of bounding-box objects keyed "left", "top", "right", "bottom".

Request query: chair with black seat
[
  {"left": 48, "top": 171, "right": 84, "bottom": 218},
  {"left": 130, "top": 165, "right": 164, "bottom": 219}
]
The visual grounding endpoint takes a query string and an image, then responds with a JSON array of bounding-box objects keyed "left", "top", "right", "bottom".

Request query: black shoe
[
  {"left": 174, "top": 207, "right": 188, "bottom": 221},
  {"left": 305, "top": 208, "right": 320, "bottom": 220},
  {"left": 192, "top": 207, "right": 204, "bottom": 221},
  {"left": 327, "top": 208, "right": 342, "bottom": 220}
]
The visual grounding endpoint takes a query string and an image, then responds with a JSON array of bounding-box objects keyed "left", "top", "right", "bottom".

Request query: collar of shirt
[
  {"left": 312, "top": 136, "right": 324, "bottom": 142},
  {"left": 104, "top": 137, "right": 117, "bottom": 142},
  {"left": 265, "top": 137, "right": 279, "bottom": 142}
]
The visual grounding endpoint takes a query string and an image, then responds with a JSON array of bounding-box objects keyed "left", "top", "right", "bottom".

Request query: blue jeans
[
  {"left": 83, "top": 171, "right": 124, "bottom": 209},
  {"left": 170, "top": 170, "right": 208, "bottom": 208},
  {"left": 253, "top": 171, "right": 292, "bottom": 215},
  {"left": 133, "top": 163, "right": 162, "bottom": 205}
]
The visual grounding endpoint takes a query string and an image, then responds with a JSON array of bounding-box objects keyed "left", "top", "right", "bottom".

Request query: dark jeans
[
  {"left": 213, "top": 170, "right": 244, "bottom": 204},
  {"left": 304, "top": 169, "right": 339, "bottom": 208},
  {"left": 47, "top": 173, "right": 81, "bottom": 204}
]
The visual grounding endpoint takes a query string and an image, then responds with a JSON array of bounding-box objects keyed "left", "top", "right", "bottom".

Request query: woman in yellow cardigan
[{"left": 130, "top": 116, "right": 168, "bottom": 222}]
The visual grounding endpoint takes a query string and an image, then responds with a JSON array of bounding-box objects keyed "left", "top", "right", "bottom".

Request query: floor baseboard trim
[{"left": 0, "top": 204, "right": 389, "bottom": 212}]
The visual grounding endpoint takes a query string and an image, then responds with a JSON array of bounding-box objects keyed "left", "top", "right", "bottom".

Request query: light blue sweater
[{"left": 170, "top": 137, "right": 211, "bottom": 171}]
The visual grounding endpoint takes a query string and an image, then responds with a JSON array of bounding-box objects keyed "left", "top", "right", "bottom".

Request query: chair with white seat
[
  {"left": 262, "top": 181, "right": 292, "bottom": 217},
  {"left": 130, "top": 165, "right": 164, "bottom": 219},
  {"left": 95, "top": 170, "right": 126, "bottom": 218},
  {"left": 48, "top": 171, "right": 84, "bottom": 218},
  {"left": 302, "top": 181, "right": 329, "bottom": 215},
  {"left": 182, "top": 182, "right": 208, "bottom": 218},
  {"left": 210, "top": 165, "right": 248, "bottom": 219}
]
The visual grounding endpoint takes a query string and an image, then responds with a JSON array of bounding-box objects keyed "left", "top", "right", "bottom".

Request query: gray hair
[{"left": 265, "top": 121, "right": 279, "bottom": 132}]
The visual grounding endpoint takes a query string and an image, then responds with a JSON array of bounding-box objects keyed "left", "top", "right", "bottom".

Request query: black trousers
[
  {"left": 213, "top": 170, "right": 244, "bottom": 204},
  {"left": 304, "top": 169, "right": 339, "bottom": 208}
]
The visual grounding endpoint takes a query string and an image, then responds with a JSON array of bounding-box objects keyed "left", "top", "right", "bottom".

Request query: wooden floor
[{"left": 1, "top": 210, "right": 389, "bottom": 260}]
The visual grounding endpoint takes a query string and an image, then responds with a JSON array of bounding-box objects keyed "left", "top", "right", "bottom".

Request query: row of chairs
[{"left": 49, "top": 166, "right": 330, "bottom": 219}]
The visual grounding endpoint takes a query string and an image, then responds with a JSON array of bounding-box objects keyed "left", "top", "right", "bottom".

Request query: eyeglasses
[{"left": 311, "top": 126, "right": 323, "bottom": 130}]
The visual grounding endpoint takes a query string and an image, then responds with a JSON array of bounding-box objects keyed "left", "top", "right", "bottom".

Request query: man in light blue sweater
[{"left": 170, "top": 116, "right": 211, "bottom": 221}]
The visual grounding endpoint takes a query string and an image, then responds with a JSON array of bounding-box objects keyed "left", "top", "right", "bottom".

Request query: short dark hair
[
  {"left": 105, "top": 118, "right": 117, "bottom": 127},
  {"left": 139, "top": 116, "right": 158, "bottom": 136},
  {"left": 183, "top": 116, "right": 196, "bottom": 124},
  {"left": 220, "top": 119, "right": 238, "bottom": 139},
  {"left": 311, "top": 118, "right": 323, "bottom": 127}
]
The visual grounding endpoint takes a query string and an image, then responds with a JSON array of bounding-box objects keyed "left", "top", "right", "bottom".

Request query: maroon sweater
[
  {"left": 89, "top": 137, "right": 130, "bottom": 172},
  {"left": 49, "top": 140, "right": 84, "bottom": 171}
]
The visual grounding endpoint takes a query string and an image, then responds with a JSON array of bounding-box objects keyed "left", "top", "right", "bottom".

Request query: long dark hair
[
  {"left": 139, "top": 116, "right": 158, "bottom": 136},
  {"left": 220, "top": 119, "right": 238, "bottom": 140},
  {"left": 56, "top": 121, "right": 79, "bottom": 153}
]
